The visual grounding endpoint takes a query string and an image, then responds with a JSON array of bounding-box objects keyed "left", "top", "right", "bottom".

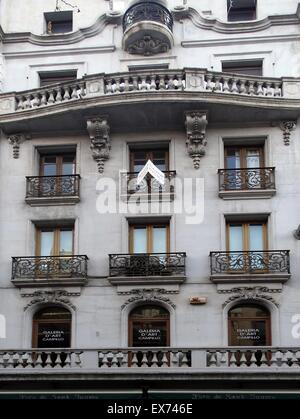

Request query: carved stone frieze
[
  {"left": 218, "top": 286, "right": 281, "bottom": 308},
  {"left": 127, "top": 35, "right": 169, "bottom": 56},
  {"left": 120, "top": 288, "right": 176, "bottom": 310},
  {"left": 86, "top": 117, "right": 111, "bottom": 173},
  {"left": 279, "top": 121, "right": 297, "bottom": 146},
  {"left": 23, "top": 290, "right": 78, "bottom": 311},
  {"left": 185, "top": 111, "right": 208, "bottom": 169}
]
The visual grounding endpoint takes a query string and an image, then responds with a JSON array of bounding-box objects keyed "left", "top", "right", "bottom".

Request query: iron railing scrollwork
[
  {"left": 26, "top": 175, "right": 80, "bottom": 199},
  {"left": 12, "top": 255, "right": 88, "bottom": 280},
  {"left": 210, "top": 250, "right": 290, "bottom": 275},
  {"left": 121, "top": 171, "right": 176, "bottom": 198},
  {"left": 123, "top": 1, "right": 173, "bottom": 33},
  {"left": 218, "top": 168, "right": 275, "bottom": 191},
  {"left": 109, "top": 252, "right": 186, "bottom": 277}
]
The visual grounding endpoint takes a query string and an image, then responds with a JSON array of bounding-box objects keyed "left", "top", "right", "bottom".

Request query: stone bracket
[
  {"left": 86, "top": 116, "right": 111, "bottom": 174},
  {"left": 185, "top": 110, "right": 208, "bottom": 169},
  {"left": 280, "top": 120, "right": 297, "bottom": 146},
  {"left": 8, "top": 133, "right": 31, "bottom": 159}
]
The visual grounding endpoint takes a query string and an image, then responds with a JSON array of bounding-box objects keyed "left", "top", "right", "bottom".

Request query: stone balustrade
[
  {"left": 1, "top": 347, "right": 300, "bottom": 371},
  {"left": 0, "top": 69, "right": 299, "bottom": 115}
]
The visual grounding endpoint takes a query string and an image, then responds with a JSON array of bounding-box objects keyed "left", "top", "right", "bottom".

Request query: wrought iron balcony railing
[
  {"left": 109, "top": 253, "right": 186, "bottom": 277},
  {"left": 210, "top": 251, "right": 290, "bottom": 275},
  {"left": 26, "top": 175, "right": 80, "bottom": 199},
  {"left": 123, "top": 1, "right": 173, "bottom": 33},
  {"left": 120, "top": 171, "right": 176, "bottom": 199},
  {"left": 12, "top": 255, "right": 88, "bottom": 280},
  {"left": 218, "top": 168, "right": 275, "bottom": 191}
]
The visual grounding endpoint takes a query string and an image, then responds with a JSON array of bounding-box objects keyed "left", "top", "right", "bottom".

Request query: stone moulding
[
  {"left": 86, "top": 116, "right": 111, "bottom": 174},
  {"left": 279, "top": 120, "right": 297, "bottom": 146},
  {"left": 218, "top": 286, "right": 281, "bottom": 308},
  {"left": 120, "top": 288, "right": 176, "bottom": 310},
  {"left": 22, "top": 290, "right": 79, "bottom": 311},
  {"left": 185, "top": 110, "right": 208, "bottom": 169},
  {"left": 7, "top": 133, "right": 30, "bottom": 158}
]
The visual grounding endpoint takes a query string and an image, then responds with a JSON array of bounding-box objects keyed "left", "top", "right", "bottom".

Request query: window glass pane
[
  {"left": 152, "top": 227, "right": 167, "bottom": 253},
  {"left": 133, "top": 227, "right": 147, "bottom": 253},
  {"left": 59, "top": 230, "right": 73, "bottom": 255},
  {"left": 246, "top": 149, "right": 260, "bottom": 168},
  {"left": 230, "top": 319, "right": 267, "bottom": 346},
  {"left": 229, "top": 305, "right": 269, "bottom": 318},
  {"left": 62, "top": 162, "right": 74, "bottom": 175},
  {"left": 42, "top": 158, "right": 57, "bottom": 176},
  {"left": 152, "top": 151, "right": 167, "bottom": 171},
  {"left": 249, "top": 224, "right": 264, "bottom": 250},
  {"left": 226, "top": 149, "right": 240, "bottom": 169},
  {"left": 40, "top": 231, "right": 55, "bottom": 256},
  {"left": 132, "top": 151, "right": 147, "bottom": 172},
  {"left": 229, "top": 225, "right": 243, "bottom": 251}
]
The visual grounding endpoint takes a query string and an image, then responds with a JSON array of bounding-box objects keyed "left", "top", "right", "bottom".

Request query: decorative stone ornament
[
  {"left": 127, "top": 35, "right": 169, "bottom": 56},
  {"left": 8, "top": 133, "right": 30, "bottom": 159},
  {"left": 218, "top": 286, "right": 281, "bottom": 308},
  {"left": 23, "top": 290, "right": 78, "bottom": 311},
  {"left": 185, "top": 111, "right": 208, "bottom": 169},
  {"left": 86, "top": 117, "right": 111, "bottom": 173},
  {"left": 280, "top": 120, "right": 297, "bottom": 146},
  {"left": 120, "top": 288, "right": 176, "bottom": 310}
]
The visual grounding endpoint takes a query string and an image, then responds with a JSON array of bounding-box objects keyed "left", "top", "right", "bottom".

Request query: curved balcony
[{"left": 122, "top": 0, "right": 174, "bottom": 55}]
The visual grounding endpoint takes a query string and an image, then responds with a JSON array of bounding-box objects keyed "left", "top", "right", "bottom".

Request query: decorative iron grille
[
  {"left": 123, "top": 1, "right": 173, "bottom": 32},
  {"left": 12, "top": 255, "right": 88, "bottom": 279},
  {"left": 210, "top": 251, "right": 290, "bottom": 275},
  {"left": 109, "top": 253, "right": 186, "bottom": 277},
  {"left": 121, "top": 171, "right": 176, "bottom": 198},
  {"left": 26, "top": 175, "right": 80, "bottom": 198},
  {"left": 218, "top": 168, "right": 275, "bottom": 191}
]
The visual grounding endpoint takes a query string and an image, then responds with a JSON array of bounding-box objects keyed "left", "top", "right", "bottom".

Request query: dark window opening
[
  {"left": 39, "top": 70, "right": 77, "bottom": 87},
  {"left": 44, "top": 11, "right": 73, "bottom": 34},
  {"left": 227, "top": 0, "right": 257, "bottom": 22},
  {"left": 222, "top": 60, "right": 262, "bottom": 76}
]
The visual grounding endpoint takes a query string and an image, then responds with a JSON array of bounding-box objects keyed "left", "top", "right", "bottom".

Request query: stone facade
[{"left": 0, "top": 0, "right": 300, "bottom": 393}]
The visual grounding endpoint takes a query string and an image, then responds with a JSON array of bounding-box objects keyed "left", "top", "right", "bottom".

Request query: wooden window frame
[
  {"left": 39, "top": 154, "right": 76, "bottom": 177},
  {"left": 226, "top": 221, "right": 268, "bottom": 252},
  {"left": 35, "top": 226, "right": 74, "bottom": 256},
  {"left": 129, "top": 223, "right": 170, "bottom": 254},
  {"left": 129, "top": 149, "right": 169, "bottom": 172},
  {"left": 224, "top": 146, "right": 265, "bottom": 169}
]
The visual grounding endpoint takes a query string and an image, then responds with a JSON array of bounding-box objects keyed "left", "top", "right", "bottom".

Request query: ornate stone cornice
[
  {"left": 22, "top": 290, "right": 79, "bottom": 311},
  {"left": 120, "top": 288, "right": 176, "bottom": 310},
  {"left": 86, "top": 116, "right": 111, "bottom": 173},
  {"left": 185, "top": 111, "right": 208, "bottom": 169},
  {"left": 172, "top": 6, "right": 300, "bottom": 34},
  {"left": 218, "top": 287, "right": 281, "bottom": 308},
  {"left": 7, "top": 133, "right": 30, "bottom": 158},
  {"left": 280, "top": 121, "right": 297, "bottom": 146}
]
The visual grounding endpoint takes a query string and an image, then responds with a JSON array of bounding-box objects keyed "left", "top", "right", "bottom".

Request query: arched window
[
  {"left": 32, "top": 306, "right": 71, "bottom": 348},
  {"left": 228, "top": 303, "right": 271, "bottom": 346},
  {"left": 129, "top": 304, "right": 170, "bottom": 347}
]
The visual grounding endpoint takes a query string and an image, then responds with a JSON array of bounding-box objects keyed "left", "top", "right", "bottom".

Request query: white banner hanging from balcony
[{"left": 136, "top": 159, "right": 165, "bottom": 186}]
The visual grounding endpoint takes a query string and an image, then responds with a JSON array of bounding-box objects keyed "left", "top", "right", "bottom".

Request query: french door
[{"left": 39, "top": 154, "right": 76, "bottom": 195}]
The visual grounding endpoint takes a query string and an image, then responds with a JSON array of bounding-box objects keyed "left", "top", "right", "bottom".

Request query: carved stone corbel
[
  {"left": 8, "top": 133, "right": 30, "bottom": 159},
  {"left": 280, "top": 121, "right": 297, "bottom": 146},
  {"left": 185, "top": 111, "right": 208, "bottom": 169},
  {"left": 86, "top": 117, "right": 111, "bottom": 174}
]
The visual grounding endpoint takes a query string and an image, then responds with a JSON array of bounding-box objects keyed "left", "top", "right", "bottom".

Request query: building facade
[{"left": 0, "top": 0, "right": 300, "bottom": 396}]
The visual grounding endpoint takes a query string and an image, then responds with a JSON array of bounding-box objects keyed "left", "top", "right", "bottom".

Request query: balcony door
[
  {"left": 130, "top": 149, "right": 169, "bottom": 173},
  {"left": 129, "top": 224, "right": 169, "bottom": 254},
  {"left": 36, "top": 226, "right": 74, "bottom": 277},
  {"left": 129, "top": 224, "right": 169, "bottom": 276},
  {"left": 226, "top": 222, "right": 267, "bottom": 272},
  {"left": 39, "top": 154, "right": 76, "bottom": 196},
  {"left": 225, "top": 146, "right": 264, "bottom": 189}
]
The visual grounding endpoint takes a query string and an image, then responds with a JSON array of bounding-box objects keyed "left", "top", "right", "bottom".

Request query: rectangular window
[
  {"left": 39, "top": 70, "right": 77, "bottom": 87},
  {"left": 36, "top": 226, "right": 74, "bottom": 256},
  {"left": 227, "top": 0, "right": 257, "bottom": 22},
  {"left": 129, "top": 223, "right": 170, "bottom": 254},
  {"left": 226, "top": 220, "right": 268, "bottom": 272},
  {"left": 225, "top": 146, "right": 264, "bottom": 170},
  {"left": 222, "top": 60, "right": 263, "bottom": 76},
  {"left": 44, "top": 11, "right": 73, "bottom": 34},
  {"left": 39, "top": 153, "right": 76, "bottom": 176},
  {"left": 130, "top": 146, "right": 169, "bottom": 172}
]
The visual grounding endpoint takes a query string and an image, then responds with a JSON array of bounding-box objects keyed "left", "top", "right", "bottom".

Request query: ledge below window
[
  {"left": 219, "top": 189, "right": 276, "bottom": 200},
  {"left": 210, "top": 273, "right": 291, "bottom": 285},
  {"left": 25, "top": 195, "right": 80, "bottom": 206},
  {"left": 108, "top": 275, "right": 186, "bottom": 286}
]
